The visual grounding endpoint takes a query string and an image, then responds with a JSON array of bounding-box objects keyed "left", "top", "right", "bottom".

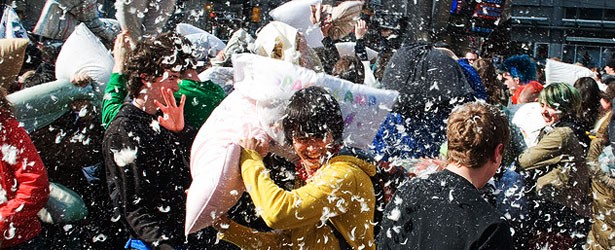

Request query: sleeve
[
  {"left": 355, "top": 38, "right": 369, "bottom": 62},
  {"left": 103, "top": 127, "right": 176, "bottom": 250},
  {"left": 320, "top": 37, "right": 341, "bottom": 74},
  {"left": 240, "top": 149, "right": 354, "bottom": 230},
  {"left": 517, "top": 129, "right": 571, "bottom": 171},
  {"left": 0, "top": 122, "right": 49, "bottom": 233},
  {"left": 219, "top": 219, "right": 287, "bottom": 249},
  {"left": 476, "top": 221, "right": 514, "bottom": 250},
  {"left": 101, "top": 73, "right": 128, "bottom": 129}
]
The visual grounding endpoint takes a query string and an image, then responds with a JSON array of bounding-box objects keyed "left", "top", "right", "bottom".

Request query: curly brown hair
[
  {"left": 446, "top": 102, "right": 510, "bottom": 168},
  {"left": 473, "top": 58, "right": 502, "bottom": 105},
  {"left": 124, "top": 32, "right": 196, "bottom": 98}
]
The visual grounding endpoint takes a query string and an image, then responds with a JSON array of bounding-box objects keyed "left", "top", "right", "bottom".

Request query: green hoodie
[{"left": 101, "top": 73, "right": 225, "bottom": 129}]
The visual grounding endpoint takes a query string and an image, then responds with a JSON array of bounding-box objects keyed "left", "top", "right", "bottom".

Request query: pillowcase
[
  {"left": 115, "top": 0, "right": 176, "bottom": 42},
  {"left": 7, "top": 79, "right": 96, "bottom": 132},
  {"left": 232, "top": 53, "right": 399, "bottom": 149},
  {"left": 55, "top": 23, "right": 114, "bottom": 100},
  {"left": 0, "top": 38, "right": 29, "bottom": 89},
  {"left": 185, "top": 92, "right": 269, "bottom": 235}
]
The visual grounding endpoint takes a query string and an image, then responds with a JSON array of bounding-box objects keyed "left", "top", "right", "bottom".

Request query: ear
[{"left": 492, "top": 143, "right": 504, "bottom": 165}]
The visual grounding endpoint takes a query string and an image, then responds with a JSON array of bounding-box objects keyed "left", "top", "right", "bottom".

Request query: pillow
[
  {"left": 115, "top": 0, "right": 176, "bottom": 42},
  {"left": 0, "top": 6, "right": 29, "bottom": 39},
  {"left": 253, "top": 21, "right": 299, "bottom": 64},
  {"left": 269, "top": 0, "right": 324, "bottom": 48},
  {"left": 176, "top": 23, "right": 207, "bottom": 36},
  {"left": 38, "top": 182, "right": 88, "bottom": 224},
  {"left": 7, "top": 79, "right": 96, "bottom": 132},
  {"left": 0, "top": 38, "right": 29, "bottom": 89},
  {"left": 185, "top": 92, "right": 269, "bottom": 235},
  {"left": 55, "top": 23, "right": 113, "bottom": 99},
  {"left": 232, "top": 53, "right": 399, "bottom": 149},
  {"left": 329, "top": 1, "right": 363, "bottom": 40},
  {"left": 185, "top": 32, "right": 226, "bottom": 59},
  {"left": 545, "top": 59, "right": 595, "bottom": 86},
  {"left": 510, "top": 102, "right": 546, "bottom": 147},
  {"left": 33, "top": 0, "right": 80, "bottom": 40},
  {"left": 335, "top": 42, "right": 378, "bottom": 61},
  {"left": 198, "top": 66, "right": 234, "bottom": 93}
]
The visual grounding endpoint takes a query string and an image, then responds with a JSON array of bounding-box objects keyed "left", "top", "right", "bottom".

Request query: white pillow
[
  {"left": 8, "top": 79, "right": 96, "bottom": 132},
  {"left": 185, "top": 32, "right": 226, "bottom": 59},
  {"left": 545, "top": 59, "right": 595, "bottom": 86},
  {"left": 176, "top": 23, "right": 207, "bottom": 36},
  {"left": 55, "top": 23, "right": 114, "bottom": 99},
  {"left": 185, "top": 92, "right": 269, "bottom": 235},
  {"left": 232, "top": 53, "right": 399, "bottom": 149},
  {"left": 269, "top": 0, "right": 324, "bottom": 48},
  {"left": 198, "top": 66, "right": 234, "bottom": 90},
  {"left": 115, "top": 0, "right": 176, "bottom": 42},
  {"left": 510, "top": 102, "right": 546, "bottom": 147},
  {"left": 0, "top": 6, "right": 29, "bottom": 39},
  {"left": 335, "top": 42, "right": 378, "bottom": 61},
  {"left": 33, "top": 0, "right": 79, "bottom": 40}
]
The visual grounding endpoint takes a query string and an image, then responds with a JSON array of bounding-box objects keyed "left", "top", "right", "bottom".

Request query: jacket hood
[
  {"left": 116, "top": 104, "right": 159, "bottom": 123},
  {"left": 330, "top": 147, "right": 377, "bottom": 177}
]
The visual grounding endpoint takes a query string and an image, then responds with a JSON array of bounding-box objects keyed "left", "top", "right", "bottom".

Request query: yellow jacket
[{"left": 220, "top": 149, "right": 376, "bottom": 250}]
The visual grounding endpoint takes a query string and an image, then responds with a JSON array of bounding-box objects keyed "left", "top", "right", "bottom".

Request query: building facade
[{"left": 511, "top": 0, "right": 615, "bottom": 68}]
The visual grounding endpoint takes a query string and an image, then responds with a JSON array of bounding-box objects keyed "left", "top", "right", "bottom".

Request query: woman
[
  {"left": 517, "top": 82, "right": 592, "bottom": 249},
  {"left": 0, "top": 87, "right": 49, "bottom": 249},
  {"left": 574, "top": 77, "right": 601, "bottom": 135},
  {"left": 215, "top": 86, "right": 376, "bottom": 249}
]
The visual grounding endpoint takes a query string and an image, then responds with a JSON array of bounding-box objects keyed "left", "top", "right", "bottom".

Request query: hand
[
  {"left": 355, "top": 19, "right": 368, "bottom": 39},
  {"left": 239, "top": 136, "right": 270, "bottom": 157},
  {"left": 70, "top": 71, "right": 93, "bottom": 87},
  {"left": 112, "top": 31, "right": 133, "bottom": 74},
  {"left": 154, "top": 87, "right": 185, "bottom": 133}
]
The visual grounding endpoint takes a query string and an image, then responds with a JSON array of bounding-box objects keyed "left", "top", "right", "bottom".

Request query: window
[
  {"left": 605, "top": 9, "right": 615, "bottom": 21},
  {"left": 578, "top": 8, "right": 602, "bottom": 20},
  {"left": 564, "top": 7, "right": 577, "bottom": 19}
]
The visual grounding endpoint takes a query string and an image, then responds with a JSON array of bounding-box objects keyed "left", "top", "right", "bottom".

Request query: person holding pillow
[
  {"left": 0, "top": 87, "right": 50, "bottom": 249},
  {"left": 102, "top": 32, "right": 197, "bottom": 250},
  {"left": 214, "top": 86, "right": 376, "bottom": 250}
]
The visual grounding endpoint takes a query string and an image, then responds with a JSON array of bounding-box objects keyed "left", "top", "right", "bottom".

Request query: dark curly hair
[
  {"left": 282, "top": 86, "right": 344, "bottom": 145},
  {"left": 124, "top": 32, "right": 196, "bottom": 98},
  {"left": 447, "top": 102, "right": 510, "bottom": 168}
]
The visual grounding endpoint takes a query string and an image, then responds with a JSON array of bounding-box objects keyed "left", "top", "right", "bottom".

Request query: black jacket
[
  {"left": 103, "top": 104, "right": 196, "bottom": 250},
  {"left": 377, "top": 170, "right": 513, "bottom": 250}
]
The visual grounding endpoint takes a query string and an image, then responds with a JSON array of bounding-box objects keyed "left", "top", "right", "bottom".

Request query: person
[
  {"left": 101, "top": 31, "right": 225, "bottom": 129},
  {"left": 574, "top": 77, "right": 601, "bottom": 135},
  {"left": 603, "top": 59, "right": 615, "bottom": 78},
  {"left": 214, "top": 86, "right": 377, "bottom": 249},
  {"left": 102, "top": 31, "right": 198, "bottom": 250},
  {"left": 0, "top": 86, "right": 50, "bottom": 249},
  {"left": 377, "top": 101, "right": 513, "bottom": 250},
  {"left": 465, "top": 50, "right": 478, "bottom": 64},
  {"left": 585, "top": 85, "right": 615, "bottom": 250},
  {"left": 517, "top": 82, "right": 592, "bottom": 249},
  {"left": 332, "top": 55, "right": 365, "bottom": 84}
]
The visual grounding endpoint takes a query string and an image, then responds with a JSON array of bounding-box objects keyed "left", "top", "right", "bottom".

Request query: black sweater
[
  {"left": 103, "top": 104, "right": 196, "bottom": 250},
  {"left": 377, "top": 170, "right": 513, "bottom": 250}
]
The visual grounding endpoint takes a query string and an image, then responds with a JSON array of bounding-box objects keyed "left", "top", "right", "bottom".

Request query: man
[
  {"left": 102, "top": 32, "right": 197, "bottom": 250},
  {"left": 377, "top": 102, "right": 514, "bottom": 250},
  {"left": 465, "top": 51, "right": 478, "bottom": 64},
  {"left": 603, "top": 59, "right": 615, "bottom": 78}
]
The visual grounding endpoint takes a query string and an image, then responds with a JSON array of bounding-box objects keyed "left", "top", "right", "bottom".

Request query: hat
[{"left": 606, "top": 59, "right": 615, "bottom": 69}]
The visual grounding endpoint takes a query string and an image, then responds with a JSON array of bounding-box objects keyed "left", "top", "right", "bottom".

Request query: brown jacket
[
  {"left": 585, "top": 112, "right": 615, "bottom": 250},
  {"left": 518, "top": 126, "right": 592, "bottom": 217}
]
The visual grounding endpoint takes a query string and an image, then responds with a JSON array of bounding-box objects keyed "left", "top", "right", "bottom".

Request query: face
[
  {"left": 465, "top": 52, "right": 477, "bottom": 64},
  {"left": 141, "top": 69, "right": 181, "bottom": 103},
  {"left": 503, "top": 73, "right": 519, "bottom": 95},
  {"left": 292, "top": 132, "right": 334, "bottom": 175},
  {"left": 605, "top": 65, "right": 614, "bottom": 74},
  {"left": 540, "top": 102, "right": 561, "bottom": 125}
]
